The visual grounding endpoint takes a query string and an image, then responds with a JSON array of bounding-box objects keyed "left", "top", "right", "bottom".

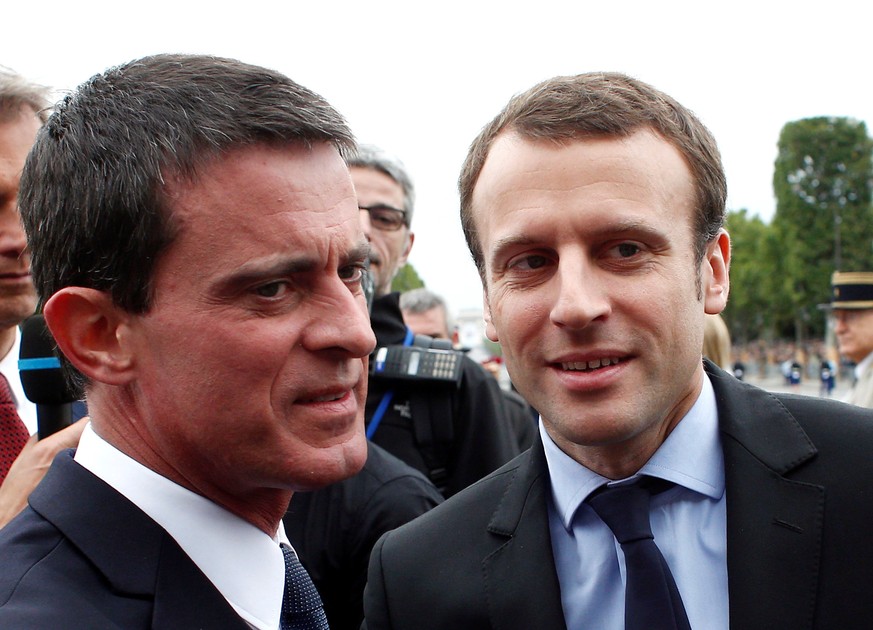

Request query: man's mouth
[
  {"left": 301, "top": 389, "right": 350, "bottom": 403},
  {"left": 561, "top": 357, "right": 621, "bottom": 372}
]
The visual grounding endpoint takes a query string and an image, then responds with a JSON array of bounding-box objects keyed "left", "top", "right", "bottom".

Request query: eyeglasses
[{"left": 359, "top": 204, "right": 408, "bottom": 232}]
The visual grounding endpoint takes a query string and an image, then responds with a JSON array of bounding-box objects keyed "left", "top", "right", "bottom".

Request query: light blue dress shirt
[{"left": 543, "top": 373, "right": 728, "bottom": 630}]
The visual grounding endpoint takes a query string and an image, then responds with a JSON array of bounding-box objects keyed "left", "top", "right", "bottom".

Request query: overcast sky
[{"left": 4, "top": 0, "right": 872, "bottom": 312}]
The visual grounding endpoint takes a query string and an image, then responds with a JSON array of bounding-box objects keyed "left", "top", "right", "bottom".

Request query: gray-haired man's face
[{"left": 351, "top": 166, "right": 414, "bottom": 297}]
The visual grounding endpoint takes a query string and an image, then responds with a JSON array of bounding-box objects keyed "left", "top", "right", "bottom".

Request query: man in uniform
[{"left": 831, "top": 271, "right": 873, "bottom": 407}]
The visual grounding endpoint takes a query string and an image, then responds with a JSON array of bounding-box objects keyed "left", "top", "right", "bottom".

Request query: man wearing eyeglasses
[
  {"left": 351, "top": 146, "right": 415, "bottom": 300},
  {"left": 350, "top": 145, "right": 523, "bottom": 497}
]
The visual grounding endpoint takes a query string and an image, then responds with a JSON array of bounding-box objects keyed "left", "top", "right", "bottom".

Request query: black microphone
[{"left": 19, "top": 314, "right": 77, "bottom": 440}]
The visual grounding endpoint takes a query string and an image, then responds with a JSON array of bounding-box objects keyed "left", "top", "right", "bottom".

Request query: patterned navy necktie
[
  {"left": 0, "top": 372, "right": 29, "bottom": 485},
  {"left": 587, "top": 477, "right": 691, "bottom": 630},
  {"left": 280, "top": 544, "right": 329, "bottom": 630}
]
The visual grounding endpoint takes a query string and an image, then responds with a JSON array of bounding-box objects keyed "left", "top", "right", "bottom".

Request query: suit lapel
[
  {"left": 483, "top": 437, "right": 567, "bottom": 630},
  {"left": 708, "top": 363, "right": 823, "bottom": 630},
  {"left": 30, "top": 452, "right": 249, "bottom": 629},
  {"left": 152, "top": 539, "right": 250, "bottom": 629},
  {"left": 470, "top": 364, "right": 825, "bottom": 630}
]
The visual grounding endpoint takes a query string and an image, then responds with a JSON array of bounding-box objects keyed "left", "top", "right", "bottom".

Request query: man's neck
[{"left": 0, "top": 325, "right": 18, "bottom": 361}]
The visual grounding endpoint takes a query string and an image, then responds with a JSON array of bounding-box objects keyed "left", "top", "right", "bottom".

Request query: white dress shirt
[
  {"left": 74, "top": 424, "right": 289, "bottom": 629},
  {"left": 544, "top": 373, "right": 728, "bottom": 630}
]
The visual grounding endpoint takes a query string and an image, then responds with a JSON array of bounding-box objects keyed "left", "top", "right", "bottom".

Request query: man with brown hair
[
  {"left": 364, "top": 73, "right": 873, "bottom": 630},
  {"left": 1, "top": 54, "right": 375, "bottom": 628}
]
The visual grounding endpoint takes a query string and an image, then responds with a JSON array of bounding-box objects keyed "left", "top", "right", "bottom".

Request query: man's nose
[{"left": 0, "top": 208, "right": 28, "bottom": 258}]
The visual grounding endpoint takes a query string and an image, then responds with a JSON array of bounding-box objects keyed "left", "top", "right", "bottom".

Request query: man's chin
[{"left": 296, "top": 436, "right": 368, "bottom": 490}]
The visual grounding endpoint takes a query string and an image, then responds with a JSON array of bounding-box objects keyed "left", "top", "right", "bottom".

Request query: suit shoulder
[
  {"left": 0, "top": 508, "right": 150, "bottom": 625},
  {"left": 380, "top": 450, "right": 527, "bottom": 545},
  {"left": 774, "top": 392, "right": 873, "bottom": 429},
  {"left": 0, "top": 508, "right": 64, "bottom": 604}
]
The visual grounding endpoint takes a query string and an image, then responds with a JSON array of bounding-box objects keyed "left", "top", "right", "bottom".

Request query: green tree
[
  {"left": 723, "top": 209, "right": 780, "bottom": 342},
  {"left": 772, "top": 116, "right": 873, "bottom": 341},
  {"left": 391, "top": 263, "right": 425, "bottom": 293}
]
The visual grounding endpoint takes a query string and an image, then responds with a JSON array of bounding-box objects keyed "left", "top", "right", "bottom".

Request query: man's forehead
[
  {"left": 471, "top": 127, "right": 692, "bottom": 211},
  {"left": 350, "top": 166, "right": 404, "bottom": 198}
]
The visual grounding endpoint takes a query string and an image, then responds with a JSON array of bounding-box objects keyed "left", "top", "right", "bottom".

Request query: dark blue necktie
[
  {"left": 587, "top": 478, "right": 691, "bottom": 630},
  {"left": 280, "top": 545, "right": 329, "bottom": 630}
]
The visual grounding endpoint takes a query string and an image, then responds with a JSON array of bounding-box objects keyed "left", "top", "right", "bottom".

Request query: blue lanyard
[{"left": 366, "top": 327, "right": 415, "bottom": 440}]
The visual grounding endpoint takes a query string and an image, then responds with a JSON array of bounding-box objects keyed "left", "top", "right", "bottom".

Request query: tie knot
[{"left": 586, "top": 477, "right": 672, "bottom": 544}]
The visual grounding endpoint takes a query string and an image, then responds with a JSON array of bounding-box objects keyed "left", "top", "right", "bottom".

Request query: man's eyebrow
[
  {"left": 214, "top": 256, "right": 319, "bottom": 293},
  {"left": 343, "top": 240, "right": 372, "bottom": 265},
  {"left": 490, "top": 220, "right": 666, "bottom": 254},
  {"left": 215, "top": 240, "right": 372, "bottom": 291}
]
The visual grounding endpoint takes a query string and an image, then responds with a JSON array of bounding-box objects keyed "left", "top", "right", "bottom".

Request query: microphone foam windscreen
[{"left": 19, "top": 314, "right": 78, "bottom": 405}]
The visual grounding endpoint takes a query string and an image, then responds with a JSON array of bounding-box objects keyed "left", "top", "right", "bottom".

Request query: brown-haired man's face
[{"left": 474, "top": 129, "right": 729, "bottom": 479}]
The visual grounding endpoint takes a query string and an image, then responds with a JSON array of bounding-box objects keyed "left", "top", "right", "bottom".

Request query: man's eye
[
  {"left": 615, "top": 243, "right": 641, "bottom": 258},
  {"left": 340, "top": 264, "right": 366, "bottom": 284},
  {"left": 255, "top": 281, "right": 288, "bottom": 298},
  {"left": 511, "top": 255, "right": 549, "bottom": 271},
  {"left": 372, "top": 212, "right": 401, "bottom": 228}
]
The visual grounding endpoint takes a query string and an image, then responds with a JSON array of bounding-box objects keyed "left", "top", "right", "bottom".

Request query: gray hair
[
  {"left": 0, "top": 66, "right": 51, "bottom": 122},
  {"left": 349, "top": 144, "right": 416, "bottom": 226},
  {"left": 400, "top": 287, "right": 454, "bottom": 333}
]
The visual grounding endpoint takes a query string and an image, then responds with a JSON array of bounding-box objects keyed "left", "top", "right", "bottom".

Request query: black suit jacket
[
  {"left": 0, "top": 451, "right": 249, "bottom": 629},
  {"left": 364, "top": 362, "right": 873, "bottom": 629},
  {"left": 367, "top": 293, "right": 522, "bottom": 496}
]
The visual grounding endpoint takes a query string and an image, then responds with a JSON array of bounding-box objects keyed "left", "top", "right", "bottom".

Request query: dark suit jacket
[
  {"left": 0, "top": 451, "right": 249, "bottom": 629},
  {"left": 284, "top": 441, "right": 443, "bottom": 630},
  {"left": 364, "top": 361, "right": 873, "bottom": 629},
  {"left": 367, "top": 293, "right": 523, "bottom": 497}
]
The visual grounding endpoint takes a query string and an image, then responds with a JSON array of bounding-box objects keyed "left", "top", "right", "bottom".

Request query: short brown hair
[
  {"left": 458, "top": 72, "right": 726, "bottom": 278},
  {"left": 20, "top": 53, "right": 355, "bottom": 389}
]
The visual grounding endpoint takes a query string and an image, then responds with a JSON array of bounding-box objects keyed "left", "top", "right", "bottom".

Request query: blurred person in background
[
  {"left": 702, "top": 313, "right": 732, "bottom": 371},
  {"left": 830, "top": 271, "right": 873, "bottom": 407},
  {"left": 400, "top": 287, "right": 456, "bottom": 343},
  {"left": 351, "top": 144, "right": 523, "bottom": 496},
  {"left": 0, "top": 67, "right": 86, "bottom": 528}
]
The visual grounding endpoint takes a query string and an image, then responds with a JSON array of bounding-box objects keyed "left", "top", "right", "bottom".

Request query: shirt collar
[
  {"left": 0, "top": 327, "right": 37, "bottom": 434},
  {"left": 74, "top": 423, "right": 287, "bottom": 630},
  {"left": 543, "top": 371, "right": 724, "bottom": 531},
  {"left": 855, "top": 351, "right": 873, "bottom": 380}
]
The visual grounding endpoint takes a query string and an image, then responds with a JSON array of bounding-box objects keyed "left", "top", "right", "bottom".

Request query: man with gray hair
[
  {"left": 351, "top": 145, "right": 522, "bottom": 497},
  {"left": 400, "top": 287, "right": 455, "bottom": 341},
  {"left": 0, "top": 67, "right": 86, "bottom": 528}
]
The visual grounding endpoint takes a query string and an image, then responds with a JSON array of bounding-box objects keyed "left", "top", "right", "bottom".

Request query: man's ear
[
  {"left": 483, "top": 288, "right": 499, "bottom": 343},
  {"left": 399, "top": 231, "right": 415, "bottom": 267},
  {"left": 43, "top": 288, "right": 136, "bottom": 386},
  {"left": 703, "top": 229, "right": 731, "bottom": 315}
]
